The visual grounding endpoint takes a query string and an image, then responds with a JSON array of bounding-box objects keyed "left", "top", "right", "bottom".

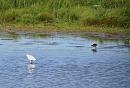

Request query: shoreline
[{"left": 0, "top": 24, "right": 130, "bottom": 39}]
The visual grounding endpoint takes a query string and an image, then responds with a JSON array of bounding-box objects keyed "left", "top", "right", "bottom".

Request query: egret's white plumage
[{"left": 26, "top": 54, "right": 36, "bottom": 64}]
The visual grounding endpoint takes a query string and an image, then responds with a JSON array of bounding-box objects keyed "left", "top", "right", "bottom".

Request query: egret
[{"left": 26, "top": 54, "right": 36, "bottom": 64}]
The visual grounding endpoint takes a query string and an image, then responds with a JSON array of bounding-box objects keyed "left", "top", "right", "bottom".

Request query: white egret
[{"left": 26, "top": 54, "right": 36, "bottom": 64}]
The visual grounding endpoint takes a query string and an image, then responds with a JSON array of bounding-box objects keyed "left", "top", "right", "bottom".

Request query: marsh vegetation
[{"left": 0, "top": 0, "right": 129, "bottom": 29}]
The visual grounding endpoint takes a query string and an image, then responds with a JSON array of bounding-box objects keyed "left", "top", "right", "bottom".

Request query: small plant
[
  {"left": 124, "top": 38, "right": 130, "bottom": 45},
  {"left": 81, "top": 18, "right": 98, "bottom": 26},
  {"left": 37, "top": 12, "right": 54, "bottom": 23}
]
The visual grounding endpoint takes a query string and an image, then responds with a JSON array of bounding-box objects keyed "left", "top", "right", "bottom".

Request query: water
[{"left": 0, "top": 33, "right": 130, "bottom": 88}]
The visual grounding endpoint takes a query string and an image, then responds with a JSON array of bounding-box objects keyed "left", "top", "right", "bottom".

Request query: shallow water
[{"left": 0, "top": 33, "right": 130, "bottom": 88}]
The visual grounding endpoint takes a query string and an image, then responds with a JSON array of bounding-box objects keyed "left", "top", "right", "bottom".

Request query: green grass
[{"left": 0, "top": 0, "right": 130, "bottom": 31}]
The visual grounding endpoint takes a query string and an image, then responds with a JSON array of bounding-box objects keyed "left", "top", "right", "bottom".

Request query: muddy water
[{"left": 0, "top": 33, "right": 130, "bottom": 88}]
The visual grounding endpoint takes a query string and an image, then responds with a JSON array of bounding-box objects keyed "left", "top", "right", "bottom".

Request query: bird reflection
[
  {"left": 91, "top": 48, "right": 97, "bottom": 52},
  {"left": 27, "top": 64, "right": 36, "bottom": 74}
]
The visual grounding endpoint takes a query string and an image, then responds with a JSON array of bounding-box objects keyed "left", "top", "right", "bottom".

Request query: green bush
[
  {"left": 121, "top": 7, "right": 130, "bottom": 16},
  {"left": 54, "top": 7, "right": 82, "bottom": 22},
  {"left": 37, "top": 12, "right": 54, "bottom": 23},
  {"left": 16, "top": 14, "right": 37, "bottom": 24},
  {"left": 81, "top": 16, "right": 130, "bottom": 28},
  {"left": 68, "top": 7, "right": 83, "bottom": 21},
  {"left": 81, "top": 18, "right": 99, "bottom": 26},
  {"left": 0, "top": 10, "right": 19, "bottom": 23},
  {"left": 102, "top": 0, "right": 127, "bottom": 8},
  {"left": 80, "top": 7, "right": 106, "bottom": 26}
]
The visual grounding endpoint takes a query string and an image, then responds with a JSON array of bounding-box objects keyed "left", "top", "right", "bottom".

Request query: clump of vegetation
[
  {"left": 81, "top": 17, "right": 130, "bottom": 28},
  {"left": 124, "top": 38, "right": 130, "bottom": 45},
  {"left": 16, "top": 14, "right": 37, "bottom": 24},
  {"left": 0, "top": 10, "right": 19, "bottom": 23},
  {"left": 37, "top": 12, "right": 54, "bottom": 23}
]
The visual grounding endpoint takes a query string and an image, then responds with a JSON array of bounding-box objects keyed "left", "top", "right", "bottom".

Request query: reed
[{"left": 0, "top": 0, "right": 129, "bottom": 28}]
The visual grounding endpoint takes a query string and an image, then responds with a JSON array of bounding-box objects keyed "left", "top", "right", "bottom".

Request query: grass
[
  {"left": 0, "top": 0, "right": 130, "bottom": 33},
  {"left": 1, "top": 22, "right": 130, "bottom": 34}
]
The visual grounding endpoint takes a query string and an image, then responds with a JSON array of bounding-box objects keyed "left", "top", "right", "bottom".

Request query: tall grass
[{"left": 0, "top": 0, "right": 130, "bottom": 28}]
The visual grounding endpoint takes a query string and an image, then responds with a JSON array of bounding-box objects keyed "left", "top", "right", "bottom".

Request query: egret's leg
[{"left": 30, "top": 60, "right": 33, "bottom": 64}]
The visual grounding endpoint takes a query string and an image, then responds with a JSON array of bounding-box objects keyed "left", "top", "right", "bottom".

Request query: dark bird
[
  {"left": 91, "top": 43, "right": 97, "bottom": 47},
  {"left": 91, "top": 43, "right": 97, "bottom": 52}
]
